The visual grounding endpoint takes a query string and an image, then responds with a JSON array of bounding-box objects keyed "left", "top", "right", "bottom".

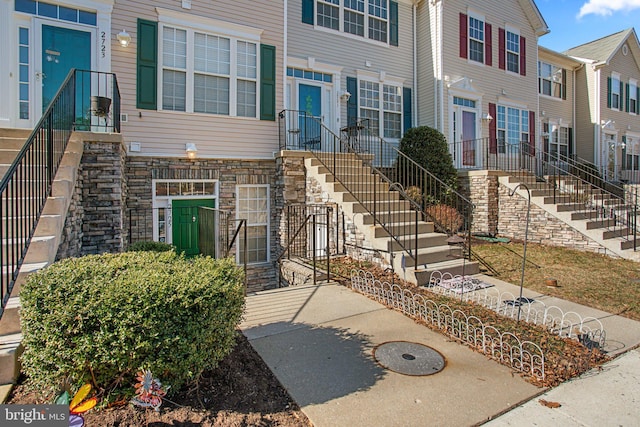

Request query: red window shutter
[
  {"left": 460, "top": 13, "right": 468, "bottom": 59},
  {"left": 498, "top": 28, "right": 505, "bottom": 70},
  {"left": 485, "top": 23, "right": 492, "bottom": 66},
  {"left": 528, "top": 111, "right": 535, "bottom": 155},
  {"left": 520, "top": 36, "right": 527, "bottom": 76},
  {"left": 489, "top": 103, "right": 497, "bottom": 154}
]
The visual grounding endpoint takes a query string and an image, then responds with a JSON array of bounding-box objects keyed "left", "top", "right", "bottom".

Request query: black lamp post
[{"left": 447, "top": 234, "right": 466, "bottom": 300}]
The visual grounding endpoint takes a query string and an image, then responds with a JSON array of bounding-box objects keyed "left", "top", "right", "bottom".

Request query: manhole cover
[{"left": 373, "top": 341, "right": 445, "bottom": 376}]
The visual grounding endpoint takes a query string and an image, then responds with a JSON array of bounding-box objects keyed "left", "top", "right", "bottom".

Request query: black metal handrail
[
  {"left": 278, "top": 110, "right": 475, "bottom": 265},
  {"left": 487, "top": 140, "right": 638, "bottom": 251}
]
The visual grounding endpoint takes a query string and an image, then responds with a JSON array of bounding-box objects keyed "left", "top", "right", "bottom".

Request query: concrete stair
[
  {"left": 305, "top": 155, "right": 478, "bottom": 286},
  {"left": 502, "top": 173, "right": 640, "bottom": 261},
  {"left": 0, "top": 128, "right": 83, "bottom": 402}
]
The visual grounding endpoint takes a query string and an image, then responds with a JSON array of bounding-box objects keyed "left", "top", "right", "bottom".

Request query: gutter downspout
[
  {"left": 573, "top": 62, "right": 583, "bottom": 159},
  {"left": 595, "top": 67, "right": 601, "bottom": 173},
  {"left": 413, "top": 1, "right": 418, "bottom": 127},
  {"left": 283, "top": 0, "right": 288, "bottom": 110},
  {"left": 438, "top": 1, "right": 444, "bottom": 132}
]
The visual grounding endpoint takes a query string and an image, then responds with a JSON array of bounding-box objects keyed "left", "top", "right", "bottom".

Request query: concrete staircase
[
  {"left": 501, "top": 173, "right": 640, "bottom": 261},
  {"left": 0, "top": 128, "right": 83, "bottom": 402},
  {"left": 305, "top": 154, "right": 479, "bottom": 285}
]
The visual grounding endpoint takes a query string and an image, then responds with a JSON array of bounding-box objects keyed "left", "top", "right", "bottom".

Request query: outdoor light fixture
[
  {"left": 482, "top": 113, "right": 493, "bottom": 123},
  {"left": 185, "top": 143, "right": 198, "bottom": 159},
  {"left": 340, "top": 91, "right": 351, "bottom": 102},
  {"left": 117, "top": 29, "right": 131, "bottom": 48}
]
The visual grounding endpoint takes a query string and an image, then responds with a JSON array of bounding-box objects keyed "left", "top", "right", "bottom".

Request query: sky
[{"left": 535, "top": 0, "right": 640, "bottom": 52}]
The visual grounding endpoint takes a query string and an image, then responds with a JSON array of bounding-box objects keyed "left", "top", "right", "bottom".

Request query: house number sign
[{"left": 101, "top": 31, "right": 106, "bottom": 58}]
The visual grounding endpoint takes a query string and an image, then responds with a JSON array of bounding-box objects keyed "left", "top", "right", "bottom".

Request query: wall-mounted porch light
[
  {"left": 117, "top": 29, "right": 131, "bottom": 48},
  {"left": 186, "top": 143, "right": 198, "bottom": 159},
  {"left": 481, "top": 113, "right": 493, "bottom": 123}
]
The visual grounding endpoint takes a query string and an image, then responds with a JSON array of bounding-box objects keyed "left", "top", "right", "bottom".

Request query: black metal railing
[
  {"left": 487, "top": 140, "right": 638, "bottom": 251},
  {"left": 278, "top": 110, "right": 475, "bottom": 266},
  {"left": 73, "top": 69, "right": 121, "bottom": 133},
  {"left": 276, "top": 204, "right": 342, "bottom": 287},
  {"left": 0, "top": 69, "right": 121, "bottom": 318}
]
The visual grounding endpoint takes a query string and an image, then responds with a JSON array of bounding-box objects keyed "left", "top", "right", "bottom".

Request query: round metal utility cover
[{"left": 373, "top": 341, "right": 445, "bottom": 376}]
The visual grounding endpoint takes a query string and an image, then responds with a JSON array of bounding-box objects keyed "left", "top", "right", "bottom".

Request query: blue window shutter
[
  {"left": 302, "top": 0, "right": 314, "bottom": 25},
  {"left": 136, "top": 19, "right": 158, "bottom": 110},
  {"left": 346, "top": 77, "right": 358, "bottom": 127},
  {"left": 637, "top": 86, "right": 640, "bottom": 113},
  {"left": 607, "top": 77, "right": 612, "bottom": 108},
  {"left": 620, "top": 80, "right": 625, "bottom": 111},
  {"left": 260, "top": 44, "right": 276, "bottom": 121},
  {"left": 390, "top": 1, "right": 399, "bottom": 46},
  {"left": 568, "top": 127, "right": 573, "bottom": 156},
  {"left": 403, "top": 87, "right": 412, "bottom": 133}
]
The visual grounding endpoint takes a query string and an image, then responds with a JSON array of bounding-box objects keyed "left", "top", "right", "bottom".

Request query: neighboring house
[
  {"left": 564, "top": 28, "right": 640, "bottom": 183},
  {"left": 288, "top": 0, "right": 415, "bottom": 145},
  {"left": 537, "top": 45, "right": 581, "bottom": 166},
  {"left": 416, "top": 0, "right": 549, "bottom": 169}
]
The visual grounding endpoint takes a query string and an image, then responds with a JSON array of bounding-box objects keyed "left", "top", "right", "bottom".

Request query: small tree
[{"left": 398, "top": 126, "right": 457, "bottom": 189}]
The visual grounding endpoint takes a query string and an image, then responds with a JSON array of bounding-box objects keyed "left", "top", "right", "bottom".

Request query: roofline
[
  {"left": 527, "top": 0, "right": 550, "bottom": 37},
  {"left": 538, "top": 45, "right": 582, "bottom": 67},
  {"left": 603, "top": 28, "right": 639, "bottom": 65}
]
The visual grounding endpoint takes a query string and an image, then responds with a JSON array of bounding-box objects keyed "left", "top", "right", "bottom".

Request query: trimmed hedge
[
  {"left": 20, "top": 251, "right": 245, "bottom": 395},
  {"left": 127, "top": 241, "right": 175, "bottom": 253}
]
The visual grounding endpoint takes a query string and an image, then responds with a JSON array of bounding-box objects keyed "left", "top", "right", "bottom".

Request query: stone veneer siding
[
  {"left": 125, "top": 156, "right": 278, "bottom": 293},
  {"left": 497, "top": 182, "right": 608, "bottom": 254},
  {"left": 458, "top": 170, "right": 501, "bottom": 236}
]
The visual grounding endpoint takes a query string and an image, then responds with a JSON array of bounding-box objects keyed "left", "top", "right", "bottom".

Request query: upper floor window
[
  {"left": 468, "top": 16, "right": 484, "bottom": 63},
  {"left": 311, "top": 0, "right": 396, "bottom": 45},
  {"left": 15, "top": 0, "right": 97, "bottom": 25},
  {"left": 161, "top": 25, "right": 257, "bottom": 117},
  {"left": 506, "top": 31, "right": 520, "bottom": 74},
  {"left": 609, "top": 73, "right": 622, "bottom": 111},
  {"left": 538, "top": 61, "right": 565, "bottom": 99},
  {"left": 628, "top": 80, "right": 638, "bottom": 114}
]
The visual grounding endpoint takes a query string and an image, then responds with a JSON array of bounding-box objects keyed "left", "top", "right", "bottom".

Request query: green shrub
[
  {"left": 127, "top": 241, "right": 175, "bottom": 252},
  {"left": 20, "top": 251, "right": 245, "bottom": 396},
  {"left": 397, "top": 126, "right": 458, "bottom": 189}
]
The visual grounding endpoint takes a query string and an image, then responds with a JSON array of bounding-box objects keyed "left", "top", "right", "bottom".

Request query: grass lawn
[{"left": 473, "top": 241, "right": 640, "bottom": 321}]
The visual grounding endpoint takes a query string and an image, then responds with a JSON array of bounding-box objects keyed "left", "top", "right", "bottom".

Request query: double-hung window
[
  {"left": 629, "top": 80, "right": 638, "bottom": 114},
  {"left": 468, "top": 16, "right": 484, "bottom": 63},
  {"left": 506, "top": 31, "right": 520, "bottom": 74},
  {"left": 610, "top": 73, "right": 621, "bottom": 111},
  {"left": 161, "top": 25, "right": 257, "bottom": 117},
  {"left": 359, "top": 79, "right": 402, "bottom": 138},
  {"left": 538, "top": 61, "right": 565, "bottom": 98},
  {"left": 237, "top": 185, "right": 270, "bottom": 264},
  {"left": 314, "top": 0, "right": 392, "bottom": 44},
  {"left": 497, "top": 105, "right": 528, "bottom": 153}
]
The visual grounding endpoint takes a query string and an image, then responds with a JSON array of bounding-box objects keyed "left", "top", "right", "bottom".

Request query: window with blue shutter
[
  {"left": 403, "top": 87, "right": 412, "bottom": 133},
  {"left": 260, "top": 44, "right": 276, "bottom": 121},
  {"left": 137, "top": 19, "right": 158, "bottom": 110}
]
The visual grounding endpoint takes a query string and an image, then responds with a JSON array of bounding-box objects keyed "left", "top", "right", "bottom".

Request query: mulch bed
[{"left": 9, "top": 334, "right": 312, "bottom": 427}]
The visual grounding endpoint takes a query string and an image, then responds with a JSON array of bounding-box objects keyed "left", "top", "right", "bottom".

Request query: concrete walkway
[{"left": 241, "top": 278, "right": 640, "bottom": 426}]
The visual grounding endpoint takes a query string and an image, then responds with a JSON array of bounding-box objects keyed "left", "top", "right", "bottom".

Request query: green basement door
[{"left": 172, "top": 199, "right": 215, "bottom": 256}]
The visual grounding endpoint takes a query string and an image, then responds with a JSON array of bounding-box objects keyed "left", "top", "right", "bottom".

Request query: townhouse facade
[{"left": 1, "top": 0, "right": 639, "bottom": 269}]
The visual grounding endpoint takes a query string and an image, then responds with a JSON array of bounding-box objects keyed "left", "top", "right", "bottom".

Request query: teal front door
[
  {"left": 298, "top": 84, "right": 322, "bottom": 148},
  {"left": 172, "top": 199, "right": 215, "bottom": 256},
  {"left": 41, "top": 25, "right": 91, "bottom": 116}
]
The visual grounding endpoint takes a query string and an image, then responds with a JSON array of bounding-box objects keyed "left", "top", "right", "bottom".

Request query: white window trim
[
  {"left": 151, "top": 179, "right": 219, "bottom": 245},
  {"left": 236, "top": 184, "right": 271, "bottom": 265},
  {"left": 157, "top": 20, "right": 260, "bottom": 118},
  {"left": 466, "top": 9, "right": 485, "bottom": 65},
  {"left": 313, "top": 0, "right": 391, "bottom": 47},
  {"left": 629, "top": 78, "right": 638, "bottom": 115},
  {"left": 156, "top": 7, "right": 263, "bottom": 41},
  {"left": 611, "top": 72, "right": 621, "bottom": 111},
  {"left": 504, "top": 26, "right": 520, "bottom": 76},
  {"left": 356, "top": 70, "right": 404, "bottom": 139}
]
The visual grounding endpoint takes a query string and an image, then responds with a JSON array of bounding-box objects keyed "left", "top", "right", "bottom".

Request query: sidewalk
[{"left": 240, "top": 281, "right": 640, "bottom": 427}]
